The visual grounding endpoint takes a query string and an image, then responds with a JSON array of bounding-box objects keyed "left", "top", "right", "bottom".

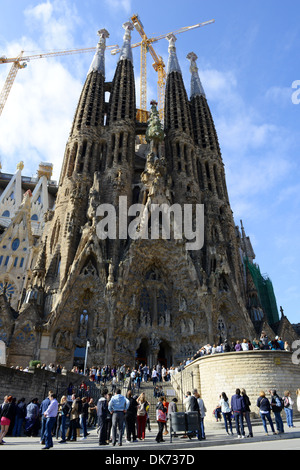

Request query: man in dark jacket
[
  {"left": 231, "top": 388, "right": 245, "bottom": 438},
  {"left": 270, "top": 390, "right": 284, "bottom": 434},
  {"left": 97, "top": 388, "right": 109, "bottom": 446}
]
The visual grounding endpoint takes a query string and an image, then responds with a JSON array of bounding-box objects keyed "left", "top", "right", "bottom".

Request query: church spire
[
  {"left": 119, "top": 21, "right": 134, "bottom": 62},
  {"left": 87, "top": 28, "right": 109, "bottom": 76},
  {"left": 187, "top": 52, "right": 206, "bottom": 98},
  {"left": 166, "top": 34, "right": 181, "bottom": 75}
]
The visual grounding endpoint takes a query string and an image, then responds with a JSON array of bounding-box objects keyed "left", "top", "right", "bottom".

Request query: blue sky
[{"left": 0, "top": 0, "right": 299, "bottom": 324}]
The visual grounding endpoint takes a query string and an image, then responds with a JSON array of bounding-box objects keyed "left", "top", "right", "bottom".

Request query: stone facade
[
  {"left": 171, "top": 350, "right": 300, "bottom": 421},
  {"left": 0, "top": 23, "right": 298, "bottom": 370}
]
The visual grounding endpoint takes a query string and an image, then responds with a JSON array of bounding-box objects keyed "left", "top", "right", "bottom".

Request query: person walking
[
  {"left": 108, "top": 388, "right": 129, "bottom": 447},
  {"left": 155, "top": 396, "right": 167, "bottom": 443},
  {"left": 219, "top": 392, "right": 233, "bottom": 435},
  {"left": 269, "top": 390, "right": 284, "bottom": 434},
  {"left": 283, "top": 390, "right": 295, "bottom": 428},
  {"left": 42, "top": 393, "right": 59, "bottom": 449},
  {"left": 231, "top": 388, "right": 245, "bottom": 438},
  {"left": 256, "top": 391, "right": 276, "bottom": 435},
  {"left": 68, "top": 395, "right": 80, "bottom": 441},
  {"left": 0, "top": 396, "right": 14, "bottom": 445},
  {"left": 241, "top": 388, "right": 253, "bottom": 437}
]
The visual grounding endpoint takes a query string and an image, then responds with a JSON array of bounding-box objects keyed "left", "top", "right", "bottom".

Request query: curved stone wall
[{"left": 171, "top": 351, "right": 300, "bottom": 421}]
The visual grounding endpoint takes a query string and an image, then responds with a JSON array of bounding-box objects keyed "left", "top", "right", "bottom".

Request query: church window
[
  {"left": 0, "top": 256, "right": 2, "bottom": 265},
  {"left": 31, "top": 214, "right": 38, "bottom": 221},
  {"left": 1, "top": 210, "right": 10, "bottom": 217},
  {"left": 4, "top": 256, "right": 9, "bottom": 266},
  {"left": 20, "top": 258, "right": 24, "bottom": 268},
  {"left": 140, "top": 288, "right": 150, "bottom": 312},
  {"left": 12, "top": 238, "right": 20, "bottom": 251},
  {"left": 13, "top": 257, "right": 18, "bottom": 267}
]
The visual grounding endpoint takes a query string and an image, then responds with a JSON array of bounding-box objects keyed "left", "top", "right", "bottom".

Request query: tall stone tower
[{"left": 6, "top": 22, "right": 280, "bottom": 369}]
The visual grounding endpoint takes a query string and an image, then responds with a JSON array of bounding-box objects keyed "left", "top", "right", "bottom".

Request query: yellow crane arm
[{"left": 0, "top": 44, "right": 119, "bottom": 117}]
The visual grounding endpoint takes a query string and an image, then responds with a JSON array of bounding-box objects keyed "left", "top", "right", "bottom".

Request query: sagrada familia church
[{"left": 0, "top": 22, "right": 298, "bottom": 369}]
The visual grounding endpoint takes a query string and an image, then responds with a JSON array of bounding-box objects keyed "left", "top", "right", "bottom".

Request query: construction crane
[
  {"left": 0, "top": 44, "right": 119, "bottom": 117},
  {"left": 111, "top": 15, "right": 215, "bottom": 122}
]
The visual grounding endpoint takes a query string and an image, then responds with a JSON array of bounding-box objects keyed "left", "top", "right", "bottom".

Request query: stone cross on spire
[
  {"left": 166, "top": 33, "right": 181, "bottom": 75},
  {"left": 186, "top": 52, "right": 206, "bottom": 98},
  {"left": 119, "top": 21, "right": 134, "bottom": 62},
  {"left": 88, "top": 28, "right": 110, "bottom": 76}
]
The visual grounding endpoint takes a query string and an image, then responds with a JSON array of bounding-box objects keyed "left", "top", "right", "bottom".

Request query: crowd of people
[
  {"left": 182, "top": 332, "right": 291, "bottom": 367},
  {"left": 213, "top": 387, "right": 300, "bottom": 439},
  {"left": 0, "top": 385, "right": 177, "bottom": 448}
]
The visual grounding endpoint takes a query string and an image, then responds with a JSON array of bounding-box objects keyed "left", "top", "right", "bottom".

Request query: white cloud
[{"left": 104, "top": 0, "right": 132, "bottom": 15}]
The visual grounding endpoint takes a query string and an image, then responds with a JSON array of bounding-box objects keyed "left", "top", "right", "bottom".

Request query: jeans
[
  {"left": 12, "top": 416, "right": 24, "bottom": 436},
  {"left": 45, "top": 417, "right": 56, "bottom": 448},
  {"left": 222, "top": 412, "right": 233, "bottom": 434},
  {"left": 260, "top": 412, "right": 275, "bottom": 433},
  {"left": 233, "top": 411, "right": 244, "bottom": 436},
  {"left": 284, "top": 408, "right": 294, "bottom": 427},
  {"left": 273, "top": 412, "right": 284, "bottom": 433},
  {"left": 60, "top": 414, "right": 67, "bottom": 440},
  {"left": 244, "top": 411, "right": 253, "bottom": 436},
  {"left": 80, "top": 415, "right": 88, "bottom": 437}
]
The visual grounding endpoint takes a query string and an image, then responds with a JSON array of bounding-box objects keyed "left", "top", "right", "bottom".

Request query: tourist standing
[
  {"left": 125, "top": 390, "right": 138, "bottom": 442},
  {"left": 42, "top": 393, "right": 58, "bottom": 449},
  {"left": 12, "top": 398, "right": 26, "bottom": 437},
  {"left": 39, "top": 392, "right": 51, "bottom": 445},
  {"left": 97, "top": 388, "right": 109, "bottom": 446},
  {"left": 219, "top": 392, "right": 233, "bottom": 435},
  {"left": 283, "top": 390, "right": 295, "bottom": 428},
  {"left": 58, "top": 396, "right": 70, "bottom": 443},
  {"left": 195, "top": 390, "right": 206, "bottom": 440},
  {"left": 108, "top": 388, "right": 129, "bottom": 446},
  {"left": 80, "top": 396, "right": 89, "bottom": 439},
  {"left": 241, "top": 388, "right": 253, "bottom": 437},
  {"left": 136, "top": 392, "right": 149, "bottom": 440},
  {"left": 230, "top": 388, "right": 245, "bottom": 438},
  {"left": 270, "top": 390, "right": 284, "bottom": 434},
  {"left": 256, "top": 391, "right": 276, "bottom": 435},
  {"left": 155, "top": 396, "right": 167, "bottom": 443}
]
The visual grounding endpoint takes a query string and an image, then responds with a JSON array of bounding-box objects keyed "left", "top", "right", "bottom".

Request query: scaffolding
[{"left": 245, "top": 258, "right": 280, "bottom": 326}]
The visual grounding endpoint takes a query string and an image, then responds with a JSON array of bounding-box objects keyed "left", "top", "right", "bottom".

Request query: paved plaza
[{"left": 1, "top": 418, "right": 299, "bottom": 452}]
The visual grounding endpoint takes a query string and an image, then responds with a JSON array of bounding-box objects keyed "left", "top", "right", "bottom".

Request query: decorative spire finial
[
  {"left": 166, "top": 33, "right": 181, "bottom": 75},
  {"left": 187, "top": 52, "right": 206, "bottom": 98},
  {"left": 119, "top": 22, "right": 134, "bottom": 62},
  {"left": 87, "top": 28, "right": 110, "bottom": 76}
]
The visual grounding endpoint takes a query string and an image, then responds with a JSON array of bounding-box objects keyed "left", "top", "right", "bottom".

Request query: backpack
[
  {"left": 283, "top": 397, "right": 290, "bottom": 408},
  {"left": 274, "top": 396, "right": 283, "bottom": 411},
  {"left": 190, "top": 396, "right": 199, "bottom": 412},
  {"left": 137, "top": 402, "right": 146, "bottom": 416}
]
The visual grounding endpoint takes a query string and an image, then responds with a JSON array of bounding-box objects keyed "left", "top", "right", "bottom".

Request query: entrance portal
[
  {"left": 157, "top": 340, "right": 172, "bottom": 368},
  {"left": 135, "top": 338, "right": 149, "bottom": 367},
  {"left": 73, "top": 346, "right": 86, "bottom": 370}
]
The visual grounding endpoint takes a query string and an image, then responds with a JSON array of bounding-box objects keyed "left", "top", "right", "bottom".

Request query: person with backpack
[{"left": 270, "top": 390, "right": 284, "bottom": 434}]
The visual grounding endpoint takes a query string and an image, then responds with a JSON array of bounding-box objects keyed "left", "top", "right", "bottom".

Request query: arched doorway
[
  {"left": 135, "top": 338, "right": 150, "bottom": 367},
  {"left": 157, "top": 340, "right": 172, "bottom": 368}
]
